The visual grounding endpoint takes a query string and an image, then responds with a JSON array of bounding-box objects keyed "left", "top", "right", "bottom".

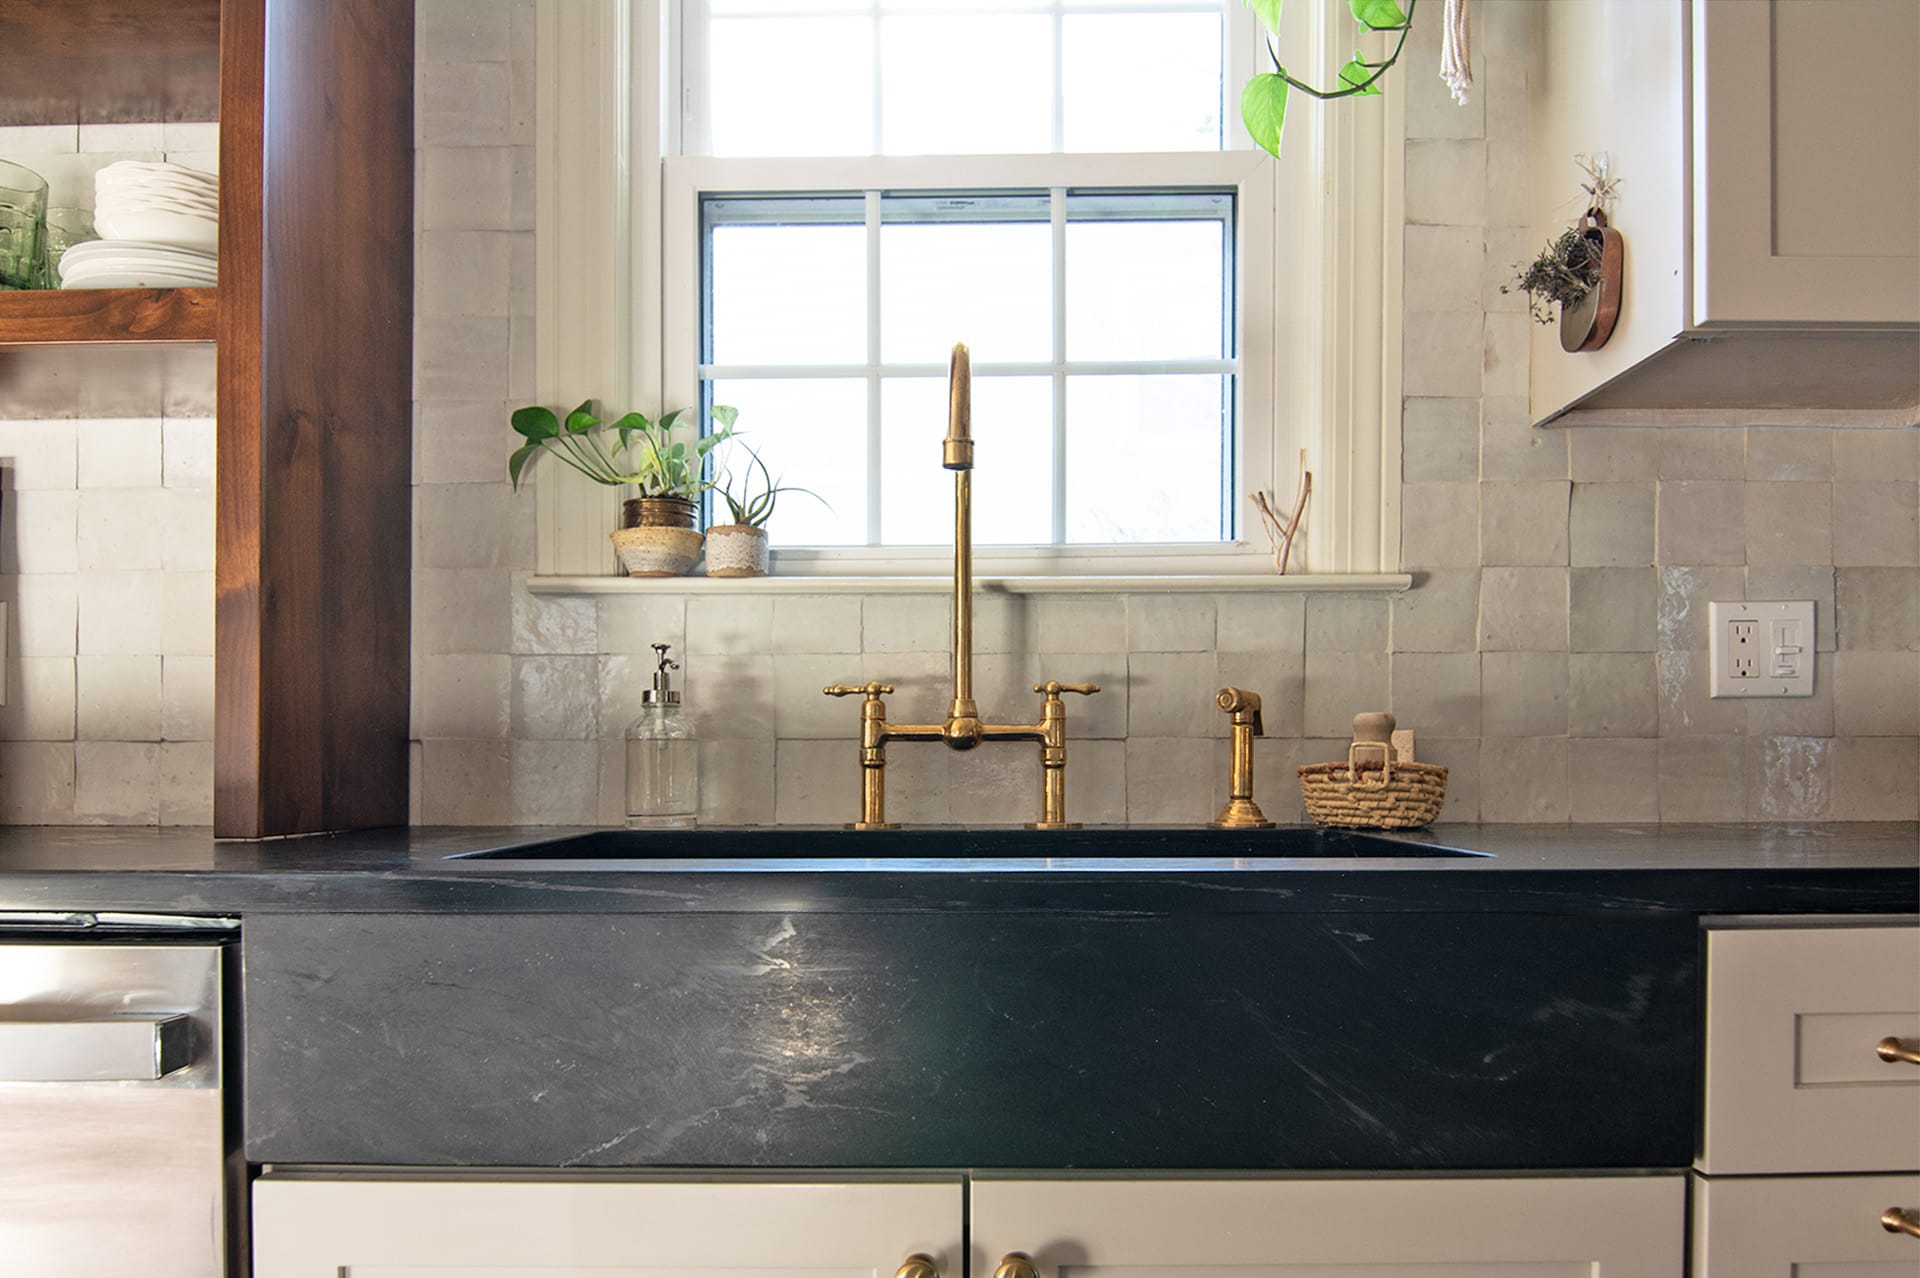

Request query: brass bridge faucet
[{"left": 824, "top": 343, "right": 1099, "bottom": 830}]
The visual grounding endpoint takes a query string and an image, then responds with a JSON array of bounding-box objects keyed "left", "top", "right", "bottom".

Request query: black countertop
[
  {"left": 188, "top": 821, "right": 1911, "bottom": 1170},
  {"left": 4, "top": 822, "right": 1901, "bottom": 1170},
  {"left": 0, "top": 822, "right": 1911, "bottom": 916}
]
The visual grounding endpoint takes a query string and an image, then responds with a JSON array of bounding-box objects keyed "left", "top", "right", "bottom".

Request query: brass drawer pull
[
  {"left": 1877, "top": 1036, "right": 1920, "bottom": 1065},
  {"left": 1883, "top": 1207, "right": 1920, "bottom": 1238},
  {"left": 994, "top": 1253, "right": 1040, "bottom": 1278},
  {"left": 895, "top": 1254, "right": 941, "bottom": 1278}
]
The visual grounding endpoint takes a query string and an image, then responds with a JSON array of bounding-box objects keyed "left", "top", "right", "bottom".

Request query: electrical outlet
[{"left": 1709, "top": 600, "right": 1815, "bottom": 698}]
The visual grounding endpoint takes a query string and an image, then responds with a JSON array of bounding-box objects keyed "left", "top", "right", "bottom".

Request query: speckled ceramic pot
[
  {"left": 610, "top": 526, "right": 702, "bottom": 576},
  {"left": 702, "top": 524, "right": 769, "bottom": 577}
]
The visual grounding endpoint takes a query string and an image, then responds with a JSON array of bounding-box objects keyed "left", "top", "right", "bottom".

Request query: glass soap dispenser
[{"left": 626, "top": 643, "right": 698, "bottom": 828}]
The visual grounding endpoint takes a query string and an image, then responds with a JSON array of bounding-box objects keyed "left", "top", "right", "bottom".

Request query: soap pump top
[{"left": 642, "top": 643, "right": 681, "bottom": 705}]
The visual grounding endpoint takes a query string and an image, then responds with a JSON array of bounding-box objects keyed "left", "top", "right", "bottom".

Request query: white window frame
[{"left": 530, "top": 0, "right": 1404, "bottom": 589}]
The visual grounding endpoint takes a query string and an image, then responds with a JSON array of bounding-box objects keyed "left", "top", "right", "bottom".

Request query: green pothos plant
[
  {"left": 1241, "top": 0, "right": 1419, "bottom": 157},
  {"left": 508, "top": 402, "right": 738, "bottom": 500}
]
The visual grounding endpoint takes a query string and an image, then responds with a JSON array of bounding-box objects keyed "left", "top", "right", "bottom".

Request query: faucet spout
[
  {"left": 944, "top": 342, "right": 980, "bottom": 746},
  {"left": 943, "top": 342, "right": 973, "bottom": 471}
]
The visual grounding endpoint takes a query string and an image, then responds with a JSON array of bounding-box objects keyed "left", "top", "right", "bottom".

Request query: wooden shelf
[
  {"left": 0, "top": 0, "right": 220, "bottom": 126},
  {"left": 0, "top": 287, "right": 216, "bottom": 347}
]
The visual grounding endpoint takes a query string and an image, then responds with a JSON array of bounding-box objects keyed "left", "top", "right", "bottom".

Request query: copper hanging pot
[{"left": 1559, "top": 208, "right": 1624, "bottom": 353}]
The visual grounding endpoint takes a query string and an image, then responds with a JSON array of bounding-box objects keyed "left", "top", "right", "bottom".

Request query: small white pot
[{"left": 703, "top": 523, "right": 770, "bottom": 577}]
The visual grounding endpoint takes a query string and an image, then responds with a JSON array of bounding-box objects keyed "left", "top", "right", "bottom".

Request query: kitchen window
[{"left": 529, "top": 0, "right": 1404, "bottom": 586}]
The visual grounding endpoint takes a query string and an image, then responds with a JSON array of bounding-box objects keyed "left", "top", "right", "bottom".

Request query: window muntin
[{"left": 699, "top": 187, "right": 1236, "bottom": 548}]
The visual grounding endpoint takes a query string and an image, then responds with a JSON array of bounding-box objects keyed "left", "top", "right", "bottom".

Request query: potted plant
[
  {"left": 703, "top": 435, "right": 823, "bottom": 577},
  {"left": 1504, "top": 208, "right": 1622, "bottom": 352},
  {"left": 509, "top": 401, "right": 736, "bottom": 576}
]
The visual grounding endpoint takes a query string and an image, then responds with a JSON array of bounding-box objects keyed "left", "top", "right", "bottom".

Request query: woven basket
[{"left": 1298, "top": 743, "right": 1448, "bottom": 829}]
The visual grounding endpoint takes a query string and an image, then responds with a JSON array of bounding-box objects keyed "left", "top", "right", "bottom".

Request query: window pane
[
  {"left": 878, "top": 16, "right": 1053, "bottom": 155},
  {"left": 708, "top": 220, "right": 867, "bottom": 366},
  {"left": 881, "top": 377, "right": 1053, "bottom": 546},
  {"left": 1065, "top": 374, "right": 1228, "bottom": 542},
  {"left": 1066, "top": 214, "right": 1228, "bottom": 361},
  {"left": 705, "top": 18, "right": 873, "bottom": 157},
  {"left": 708, "top": 378, "right": 868, "bottom": 546},
  {"left": 698, "top": 5, "right": 1229, "bottom": 158},
  {"left": 880, "top": 207, "right": 1052, "bottom": 366},
  {"left": 1063, "top": 13, "right": 1222, "bottom": 151}
]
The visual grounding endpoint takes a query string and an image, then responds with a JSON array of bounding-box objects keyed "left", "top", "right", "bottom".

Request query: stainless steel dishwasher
[{"left": 0, "top": 912, "right": 239, "bottom": 1277}]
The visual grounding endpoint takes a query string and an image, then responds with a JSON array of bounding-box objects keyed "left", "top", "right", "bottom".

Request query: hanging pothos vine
[{"left": 1241, "top": 0, "right": 1419, "bottom": 157}]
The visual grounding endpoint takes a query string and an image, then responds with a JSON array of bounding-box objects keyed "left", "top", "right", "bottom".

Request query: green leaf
[
  {"left": 709, "top": 404, "right": 739, "bottom": 431},
  {"left": 510, "top": 405, "right": 559, "bottom": 442},
  {"left": 563, "top": 401, "right": 600, "bottom": 435},
  {"left": 1348, "top": 0, "right": 1406, "bottom": 29},
  {"left": 609, "top": 410, "right": 648, "bottom": 453},
  {"left": 1241, "top": 73, "right": 1290, "bottom": 158},
  {"left": 507, "top": 442, "right": 541, "bottom": 489},
  {"left": 1244, "top": 0, "right": 1282, "bottom": 33},
  {"left": 1337, "top": 54, "right": 1381, "bottom": 94}
]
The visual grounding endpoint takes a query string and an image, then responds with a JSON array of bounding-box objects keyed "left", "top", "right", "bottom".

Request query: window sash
[
  {"left": 664, "top": 150, "right": 1277, "bottom": 571},
  {"left": 699, "top": 186, "right": 1239, "bottom": 548},
  {"left": 677, "top": 0, "right": 1253, "bottom": 158}
]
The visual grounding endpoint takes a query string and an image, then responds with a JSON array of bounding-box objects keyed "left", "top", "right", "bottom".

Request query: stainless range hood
[{"left": 1542, "top": 331, "right": 1920, "bottom": 430}]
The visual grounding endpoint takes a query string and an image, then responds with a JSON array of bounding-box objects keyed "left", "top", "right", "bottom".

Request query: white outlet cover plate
[{"left": 1708, "top": 599, "right": 1815, "bottom": 698}]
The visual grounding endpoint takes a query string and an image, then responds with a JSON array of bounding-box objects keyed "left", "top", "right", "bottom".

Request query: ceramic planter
[
  {"left": 703, "top": 523, "right": 769, "bottom": 577},
  {"left": 610, "top": 496, "right": 702, "bottom": 577}
]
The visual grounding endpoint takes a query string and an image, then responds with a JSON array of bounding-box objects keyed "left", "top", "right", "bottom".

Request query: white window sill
[{"left": 527, "top": 572, "right": 1413, "bottom": 596}]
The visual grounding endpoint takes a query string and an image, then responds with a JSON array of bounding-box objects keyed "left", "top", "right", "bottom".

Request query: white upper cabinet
[
  {"left": 1694, "top": 0, "right": 1919, "bottom": 327},
  {"left": 1527, "top": 0, "right": 1920, "bottom": 428}
]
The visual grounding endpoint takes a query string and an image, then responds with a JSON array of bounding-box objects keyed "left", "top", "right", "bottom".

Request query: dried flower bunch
[{"left": 1505, "top": 227, "right": 1602, "bottom": 326}]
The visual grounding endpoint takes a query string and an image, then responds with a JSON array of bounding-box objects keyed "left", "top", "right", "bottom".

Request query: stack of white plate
[
  {"left": 63, "top": 161, "right": 218, "bottom": 288},
  {"left": 57, "top": 239, "right": 219, "bottom": 289}
]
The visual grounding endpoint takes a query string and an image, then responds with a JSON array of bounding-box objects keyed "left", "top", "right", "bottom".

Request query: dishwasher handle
[{"left": 0, "top": 1015, "right": 193, "bottom": 1081}]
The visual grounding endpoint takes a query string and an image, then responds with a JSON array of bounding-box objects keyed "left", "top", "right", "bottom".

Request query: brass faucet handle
[
  {"left": 1034, "top": 680, "right": 1100, "bottom": 698},
  {"left": 824, "top": 682, "right": 894, "bottom": 699}
]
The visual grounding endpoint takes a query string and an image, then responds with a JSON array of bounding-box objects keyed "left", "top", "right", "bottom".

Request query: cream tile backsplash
[{"left": 0, "top": 0, "right": 1913, "bottom": 827}]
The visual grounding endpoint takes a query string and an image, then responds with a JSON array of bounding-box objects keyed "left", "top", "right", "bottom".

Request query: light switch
[{"left": 1709, "top": 600, "right": 1815, "bottom": 698}]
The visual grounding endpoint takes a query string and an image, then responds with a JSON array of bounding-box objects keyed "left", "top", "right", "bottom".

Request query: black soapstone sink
[{"left": 449, "top": 826, "right": 1485, "bottom": 863}]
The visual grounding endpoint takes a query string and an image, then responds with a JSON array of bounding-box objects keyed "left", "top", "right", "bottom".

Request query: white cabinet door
[
  {"left": 1693, "top": 1173, "right": 1920, "bottom": 1277},
  {"left": 1693, "top": 0, "right": 1920, "bottom": 326},
  {"left": 1700, "top": 924, "right": 1920, "bottom": 1175},
  {"left": 252, "top": 1177, "right": 961, "bottom": 1278},
  {"left": 971, "top": 1176, "right": 1685, "bottom": 1277}
]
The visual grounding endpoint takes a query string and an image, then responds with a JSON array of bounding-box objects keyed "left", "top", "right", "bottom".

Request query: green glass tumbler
[
  {"left": 0, "top": 158, "right": 51, "bottom": 291},
  {"left": 42, "top": 206, "right": 97, "bottom": 288}
]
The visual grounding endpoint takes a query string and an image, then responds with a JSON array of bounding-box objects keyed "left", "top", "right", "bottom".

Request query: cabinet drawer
[
  {"left": 973, "top": 1175, "right": 1685, "bottom": 1275},
  {"left": 1692, "top": 1173, "right": 1920, "bottom": 1276},
  {"left": 1701, "top": 925, "right": 1920, "bottom": 1173},
  {"left": 253, "top": 1177, "right": 962, "bottom": 1277}
]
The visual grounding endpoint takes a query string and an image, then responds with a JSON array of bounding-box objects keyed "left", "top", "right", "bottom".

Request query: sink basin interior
[{"left": 449, "top": 827, "right": 1486, "bottom": 863}]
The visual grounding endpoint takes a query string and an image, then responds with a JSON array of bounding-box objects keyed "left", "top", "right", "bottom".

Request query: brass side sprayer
[{"left": 1209, "top": 687, "right": 1274, "bottom": 829}]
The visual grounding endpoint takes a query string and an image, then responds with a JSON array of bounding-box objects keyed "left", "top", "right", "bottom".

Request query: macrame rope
[{"left": 1440, "top": 0, "right": 1473, "bottom": 106}]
